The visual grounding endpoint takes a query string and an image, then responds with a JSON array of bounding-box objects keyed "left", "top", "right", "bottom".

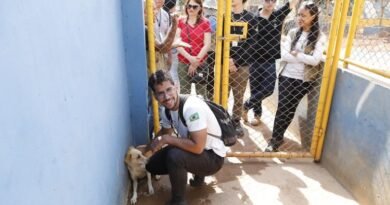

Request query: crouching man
[{"left": 146, "top": 70, "right": 227, "bottom": 205}]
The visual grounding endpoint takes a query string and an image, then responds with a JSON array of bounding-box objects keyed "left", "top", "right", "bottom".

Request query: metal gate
[{"left": 146, "top": 0, "right": 354, "bottom": 161}]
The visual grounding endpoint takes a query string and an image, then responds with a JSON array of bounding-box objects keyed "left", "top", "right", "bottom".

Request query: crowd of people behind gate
[
  {"left": 143, "top": 0, "right": 326, "bottom": 204},
  {"left": 146, "top": 0, "right": 326, "bottom": 151}
]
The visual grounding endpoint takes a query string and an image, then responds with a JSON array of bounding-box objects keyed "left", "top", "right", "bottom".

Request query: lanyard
[{"left": 156, "top": 10, "right": 162, "bottom": 28}]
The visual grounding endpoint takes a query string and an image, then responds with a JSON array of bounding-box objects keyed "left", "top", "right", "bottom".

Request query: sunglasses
[
  {"left": 265, "top": 0, "right": 276, "bottom": 3},
  {"left": 186, "top": 4, "right": 200, "bottom": 10}
]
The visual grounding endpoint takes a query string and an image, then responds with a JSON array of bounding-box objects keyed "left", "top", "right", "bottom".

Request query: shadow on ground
[{"left": 128, "top": 157, "right": 358, "bottom": 205}]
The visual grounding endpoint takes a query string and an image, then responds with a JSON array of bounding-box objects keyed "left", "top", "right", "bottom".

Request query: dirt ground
[{"left": 129, "top": 157, "right": 358, "bottom": 205}]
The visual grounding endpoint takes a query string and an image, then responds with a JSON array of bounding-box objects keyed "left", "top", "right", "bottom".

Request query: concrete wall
[
  {"left": 322, "top": 69, "right": 390, "bottom": 205},
  {"left": 0, "top": 0, "right": 148, "bottom": 204},
  {"left": 122, "top": 0, "right": 150, "bottom": 146}
]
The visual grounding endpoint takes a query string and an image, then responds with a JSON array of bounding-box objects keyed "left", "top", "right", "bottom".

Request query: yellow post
[
  {"left": 230, "top": 22, "right": 248, "bottom": 39},
  {"left": 310, "top": 0, "right": 343, "bottom": 157},
  {"left": 213, "top": 0, "right": 225, "bottom": 104},
  {"left": 340, "top": 58, "right": 390, "bottom": 78},
  {"left": 221, "top": 0, "right": 232, "bottom": 108},
  {"left": 146, "top": 0, "right": 160, "bottom": 135},
  {"left": 227, "top": 151, "right": 312, "bottom": 158},
  {"left": 314, "top": 0, "right": 352, "bottom": 161},
  {"left": 343, "top": 0, "right": 365, "bottom": 68}
]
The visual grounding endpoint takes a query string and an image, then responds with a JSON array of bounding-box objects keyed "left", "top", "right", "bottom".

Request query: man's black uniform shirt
[
  {"left": 230, "top": 10, "right": 258, "bottom": 67},
  {"left": 254, "top": 2, "right": 291, "bottom": 63}
]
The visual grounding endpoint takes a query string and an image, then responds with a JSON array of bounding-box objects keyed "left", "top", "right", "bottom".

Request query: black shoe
[
  {"left": 233, "top": 119, "right": 245, "bottom": 137},
  {"left": 189, "top": 175, "right": 205, "bottom": 187},
  {"left": 236, "top": 125, "right": 244, "bottom": 137},
  {"left": 265, "top": 138, "right": 284, "bottom": 152}
]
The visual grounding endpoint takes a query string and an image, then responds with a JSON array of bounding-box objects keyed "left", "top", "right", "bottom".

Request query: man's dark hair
[
  {"left": 148, "top": 70, "right": 175, "bottom": 92},
  {"left": 243, "top": 0, "right": 247, "bottom": 3}
]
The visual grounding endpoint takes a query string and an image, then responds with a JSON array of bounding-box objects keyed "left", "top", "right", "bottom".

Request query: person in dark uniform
[
  {"left": 228, "top": 0, "right": 259, "bottom": 136},
  {"left": 243, "top": 0, "right": 298, "bottom": 126}
]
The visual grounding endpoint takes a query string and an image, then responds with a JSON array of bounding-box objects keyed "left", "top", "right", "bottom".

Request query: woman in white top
[{"left": 266, "top": 2, "right": 326, "bottom": 152}]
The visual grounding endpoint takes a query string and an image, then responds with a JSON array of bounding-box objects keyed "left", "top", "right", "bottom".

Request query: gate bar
[
  {"left": 221, "top": 0, "right": 232, "bottom": 109},
  {"left": 227, "top": 151, "right": 312, "bottom": 158},
  {"left": 343, "top": 0, "right": 365, "bottom": 68},
  {"left": 213, "top": 0, "right": 226, "bottom": 104},
  {"left": 145, "top": 0, "right": 161, "bottom": 136},
  {"left": 310, "top": 0, "right": 344, "bottom": 158},
  {"left": 314, "top": 0, "right": 352, "bottom": 161}
]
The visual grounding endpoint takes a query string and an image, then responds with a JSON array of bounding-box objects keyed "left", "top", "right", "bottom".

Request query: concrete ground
[
  {"left": 130, "top": 85, "right": 358, "bottom": 205},
  {"left": 129, "top": 119, "right": 360, "bottom": 205},
  {"left": 130, "top": 157, "right": 358, "bottom": 205}
]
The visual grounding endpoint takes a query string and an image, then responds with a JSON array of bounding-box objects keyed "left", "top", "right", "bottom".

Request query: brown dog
[{"left": 124, "top": 145, "right": 154, "bottom": 204}]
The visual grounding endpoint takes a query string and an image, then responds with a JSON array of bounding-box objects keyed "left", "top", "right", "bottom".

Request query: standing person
[
  {"left": 243, "top": 0, "right": 298, "bottom": 126},
  {"left": 177, "top": 0, "right": 211, "bottom": 97},
  {"left": 144, "top": 0, "right": 178, "bottom": 56},
  {"left": 228, "top": 0, "right": 259, "bottom": 136},
  {"left": 164, "top": 0, "right": 181, "bottom": 91},
  {"left": 155, "top": 0, "right": 172, "bottom": 70},
  {"left": 146, "top": 70, "right": 227, "bottom": 205},
  {"left": 266, "top": 2, "right": 326, "bottom": 152},
  {"left": 155, "top": 0, "right": 170, "bottom": 38},
  {"left": 144, "top": 0, "right": 178, "bottom": 139}
]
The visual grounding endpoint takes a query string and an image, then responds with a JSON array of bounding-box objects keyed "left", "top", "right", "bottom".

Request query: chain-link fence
[
  {"left": 343, "top": 0, "right": 390, "bottom": 75},
  {"left": 147, "top": 0, "right": 332, "bottom": 155},
  {"left": 225, "top": 0, "right": 330, "bottom": 154}
]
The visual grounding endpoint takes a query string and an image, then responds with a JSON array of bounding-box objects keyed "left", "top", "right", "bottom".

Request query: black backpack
[{"left": 165, "top": 95, "right": 237, "bottom": 146}]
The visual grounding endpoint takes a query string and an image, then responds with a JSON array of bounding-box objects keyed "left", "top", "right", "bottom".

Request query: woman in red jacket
[{"left": 176, "top": 0, "right": 211, "bottom": 97}]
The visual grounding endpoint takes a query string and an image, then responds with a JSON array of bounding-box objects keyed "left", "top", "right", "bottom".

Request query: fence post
[
  {"left": 221, "top": 0, "right": 232, "bottom": 108},
  {"left": 310, "top": 0, "right": 343, "bottom": 157},
  {"left": 314, "top": 0, "right": 352, "bottom": 161},
  {"left": 146, "top": 0, "right": 160, "bottom": 136},
  {"left": 213, "top": 0, "right": 225, "bottom": 104},
  {"left": 343, "top": 0, "right": 365, "bottom": 68}
]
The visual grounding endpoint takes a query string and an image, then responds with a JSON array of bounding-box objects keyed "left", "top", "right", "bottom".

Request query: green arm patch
[{"left": 189, "top": 112, "right": 200, "bottom": 122}]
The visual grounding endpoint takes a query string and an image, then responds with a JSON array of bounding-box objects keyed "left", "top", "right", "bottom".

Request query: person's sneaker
[
  {"left": 242, "top": 108, "right": 248, "bottom": 122},
  {"left": 265, "top": 139, "right": 284, "bottom": 152},
  {"left": 250, "top": 115, "right": 261, "bottom": 126},
  {"left": 234, "top": 120, "right": 245, "bottom": 137},
  {"left": 189, "top": 175, "right": 205, "bottom": 187}
]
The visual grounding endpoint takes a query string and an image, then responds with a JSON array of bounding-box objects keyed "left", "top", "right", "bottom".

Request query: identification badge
[{"left": 232, "top": 41, "right": 238, "bottom": 47}]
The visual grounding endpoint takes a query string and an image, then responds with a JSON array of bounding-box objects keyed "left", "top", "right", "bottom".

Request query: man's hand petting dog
[{"left": 150, "top": 135, "right": 169, "bottom": 153}]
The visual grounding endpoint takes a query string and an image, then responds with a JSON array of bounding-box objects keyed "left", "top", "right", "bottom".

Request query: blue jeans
[
  {"left": 245, "top": 61, "right": 277, "bottom": 116},
  {"left": 146, "top": 146, "right": 224, "bottom": 203}
]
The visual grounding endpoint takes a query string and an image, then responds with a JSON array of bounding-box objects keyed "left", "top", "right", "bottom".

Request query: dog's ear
[
  {"left": 136, "top": 144, "right": 153, "bottom": 157},
  {"left": 124, "top": 146, "right": 135, "bottom": 164},
  {"left": 124, "top": 155, "right": 131, "bottom": 165}
]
